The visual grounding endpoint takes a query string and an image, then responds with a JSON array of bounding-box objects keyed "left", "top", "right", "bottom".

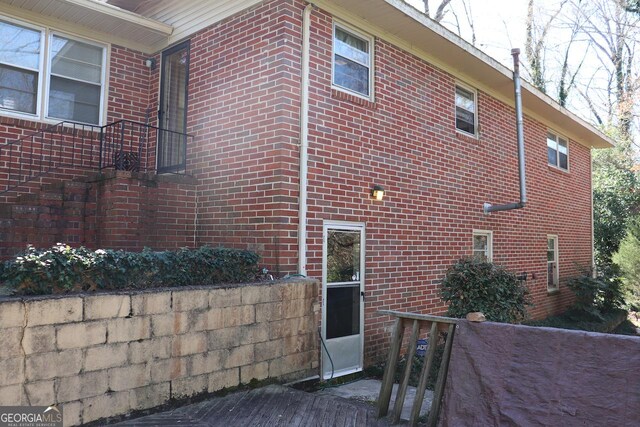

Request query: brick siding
[{"left": 0, "top": 0, "right": 595, "bottom": 366}]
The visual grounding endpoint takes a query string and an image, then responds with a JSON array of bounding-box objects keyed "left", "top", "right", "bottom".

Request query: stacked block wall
[{"left": 0, "top": 279, "right": 319, "bottom": 426}]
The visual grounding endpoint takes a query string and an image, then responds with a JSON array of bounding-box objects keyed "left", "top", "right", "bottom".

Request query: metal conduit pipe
[
  {"left": 298, "top": 3, "right": 313, "bottom": 275},
  {"left": 483, "top": 48, "right": 527, "bottom": 214}
]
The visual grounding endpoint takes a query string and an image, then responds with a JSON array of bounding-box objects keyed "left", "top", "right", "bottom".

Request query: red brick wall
[
  {"left": 94, "top": 172, "right": 197, "bottom": 251},
  {"left": 0, "top": 0, "right": 595, "bottom": 366},
  {"left": 0, "top": 45, "right": 155, "bottom": 202},
  {"left": 298, "top": 6, "right": 593, "bottom": 363},
  {"left": 155, "top": 0, "right": 593, "bottom": 364},
  {"left": 186, "top": 0, "right": 302, "bottom": 275},
  {"left": 0, "top": 44, "right": 195, "bottom": 255},
  {"left": 107, "top": 45, "right": 154, "bottom": 124}
]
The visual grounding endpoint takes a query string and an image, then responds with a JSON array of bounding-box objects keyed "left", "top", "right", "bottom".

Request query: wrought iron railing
[{"left": 0, "top": 119, "right": 192, "bottom": 195}]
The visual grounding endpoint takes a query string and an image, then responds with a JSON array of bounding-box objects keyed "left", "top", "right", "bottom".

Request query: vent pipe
[{"left": 483, "top": 48, "right": 527, "bottom": 214}]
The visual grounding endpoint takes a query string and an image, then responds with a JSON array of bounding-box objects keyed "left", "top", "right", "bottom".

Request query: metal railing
[{"left": 0, "top": 119, "right": 192, "bottom": 195}]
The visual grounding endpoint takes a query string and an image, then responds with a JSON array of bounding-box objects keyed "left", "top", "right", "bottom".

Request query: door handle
[{"left": 361, "top": 291, "right": 365, "bottom": 301}]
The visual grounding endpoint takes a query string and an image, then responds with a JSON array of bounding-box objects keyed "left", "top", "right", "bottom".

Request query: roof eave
[{"left": 0, "top": 0, "right": 173, "bottom": 54}]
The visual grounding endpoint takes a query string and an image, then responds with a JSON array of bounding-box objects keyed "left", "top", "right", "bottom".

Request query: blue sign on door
[{"left": 416, "top": 339, "right": 428, "bottom": 357}]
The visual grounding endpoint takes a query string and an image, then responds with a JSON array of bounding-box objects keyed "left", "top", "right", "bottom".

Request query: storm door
[
  {"left": 322, "top": 222, "right": 365, "bottom": 380},
  {"left": 158, "top": 41, "right": 189, "bottom": 173}
]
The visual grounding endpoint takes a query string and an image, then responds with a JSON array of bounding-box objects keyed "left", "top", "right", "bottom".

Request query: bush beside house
[{"left": 441, "top": 258, "right": 531, "bottom": 324}]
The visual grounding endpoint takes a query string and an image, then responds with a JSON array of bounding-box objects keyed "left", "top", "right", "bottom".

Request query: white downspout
[
  {"left": 590, "top": 150, "right": 596, "bottom": 277},
  {"left": 298, "top": 3, "right": 313, "bottom": 276}
]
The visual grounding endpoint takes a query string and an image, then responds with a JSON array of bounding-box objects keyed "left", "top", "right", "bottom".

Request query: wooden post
[
  {"left": 392, "top": 319, "right": 420, "bottom": 423},
  {"left": 377, "top": 317, "right": 405, "bottom": 418},
  {"left": 409, "top": 321, "right": 439, "bottom": 426},
  {"left": 427, "top": 322, "right": 456, "bottom": 427}
]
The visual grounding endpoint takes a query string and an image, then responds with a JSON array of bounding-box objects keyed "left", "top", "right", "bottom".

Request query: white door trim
[{"left": 321, "top": 220, "right": 365, "bottom": 380}]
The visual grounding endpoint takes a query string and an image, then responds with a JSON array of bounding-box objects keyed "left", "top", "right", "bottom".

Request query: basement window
[
  {"left": 547, "top": 131, "right": 568, "bottom": 170},
  {"left": 332, "top": 23, "right": 373, "bottom": 100},
  {"left": 455, "top": 85, "right": 477, "bottom": 136},
  {"left": 0, "top": 16, "right": 106, "bottom": 125},
  {"left": 472, "top": 230, "right": 493, "bottom": 262},
  {"left": 547, "top": 235, "right": 559, "bottom": 291}
]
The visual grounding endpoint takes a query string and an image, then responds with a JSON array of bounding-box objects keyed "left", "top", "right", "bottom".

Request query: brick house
[{"left": 0, "top": 0, "right": 612, "bottom": 378}]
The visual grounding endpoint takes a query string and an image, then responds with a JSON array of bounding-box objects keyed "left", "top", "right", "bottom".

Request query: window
[
  {"left": 0, "top": 19, "right": 42, "bottom": 115},
  {"left": 472, "top": 230, "right": 493, "bottom": 262},
  {"left": 547, "top": 131, "right": 568, "bottom": 170},
  {"left": 332, "top": 23, "right": 373, "bottom": 99},
  {"left": 455, "top": 85, "right": 476, "bottom": 135},
  {"left": 547, "top": 236, "right": 559, "bottom": 291},
  {"left": 48, "top": 35, "right": 104, "bottom": 124},
  {"left": 0, "top": 17, "right": 106, "bottom": 125}
]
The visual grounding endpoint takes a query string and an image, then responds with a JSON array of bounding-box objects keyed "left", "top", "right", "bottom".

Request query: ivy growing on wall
[{"left": 0, "top": 244, "right": 260, "bottom": 295}]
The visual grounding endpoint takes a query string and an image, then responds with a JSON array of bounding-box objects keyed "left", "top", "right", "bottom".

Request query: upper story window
[
  {"left": 455, "top": 85, "right": 477, "bottom": 136},
  {"left": 0, "top": 17, "right": 106, "bottom": 125},
  {"left": 472, "top": 230, "right": 493, "bottom": 262},
  {"left": 332, "top": 23, "right": 373, "bottom": 99},
  {"left": 547, "top": 131, "right": 568, "bottom": 170},
  {"left": 547, "top": 235, "right": 559, "bottom": 291}
]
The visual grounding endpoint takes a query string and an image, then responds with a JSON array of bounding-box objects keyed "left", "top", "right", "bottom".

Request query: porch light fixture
[{"left": 371, "top": 185, "right": 385, "bottom": 201}]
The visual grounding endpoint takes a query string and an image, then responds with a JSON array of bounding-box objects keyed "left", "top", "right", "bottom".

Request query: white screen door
[{"left": 322, "top": 222, "right": 365, "bottom": 379}]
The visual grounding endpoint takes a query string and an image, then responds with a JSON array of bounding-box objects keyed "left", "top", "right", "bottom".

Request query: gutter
[
  {"left": 298, "top": 4, "right": 313, "bottom": 276},
  {"left": 483, "top": 49, "right": 527, "bottom": 214}
]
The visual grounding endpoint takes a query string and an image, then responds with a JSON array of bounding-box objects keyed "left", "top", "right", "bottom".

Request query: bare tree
[
  {"left": 525, "top": 0, "right": 568, "bottom": 94},
  {"left": 422, "top": 0, "right": 453, "bottom": 22},
  {"left": 570, "top": 0, "right": 640, "bottom": 138}
]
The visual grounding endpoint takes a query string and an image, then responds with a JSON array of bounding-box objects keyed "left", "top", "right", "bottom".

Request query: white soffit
[
  {"left": 0, "top": 0, "right": 172, "bottom": 53},
  {"left": 105, "top": 0, "right": 264, "bottom": 47}
]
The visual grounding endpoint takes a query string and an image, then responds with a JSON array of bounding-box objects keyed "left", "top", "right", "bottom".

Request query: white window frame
[
  {"left": 0, "top": 14, "right": 108, "bottom": 126},
  {"left": 547, "top": 235, "right": 559, "bottom": 291},
  {"left": 472, "top": 230, "right": 493, "bottom": 262},
  {"left": 547, "top": 130, "right": 569, "bottom": 171},
  {"left": 45, "top": 31, "right": 108, "bottom": 126},
  {"left": 331, "top": 21, "right": 374, "bottom": 101},
  {"left": 455, "top": 83, "right": 478, "bottom": 137},
  {"left": 0, "top": 16, "right": 45, "bottom": 120}
]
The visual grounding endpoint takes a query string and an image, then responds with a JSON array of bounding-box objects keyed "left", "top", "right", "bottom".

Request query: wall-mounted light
[
  {"left": 144, "top": 58, "right": 156, "bottom": 70},
  {"left": 371, "top": 185, "right": 385, "bottom": 201}
]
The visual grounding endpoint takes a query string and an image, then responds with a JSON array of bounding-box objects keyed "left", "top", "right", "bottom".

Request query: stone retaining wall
[{"left": 0, "top": 279, "right": 319, "bottom": 426}]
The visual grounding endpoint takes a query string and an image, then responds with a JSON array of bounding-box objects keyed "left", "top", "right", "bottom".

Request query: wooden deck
[{"left": 111, "top": 384, "right": 395, "bottom": 426}]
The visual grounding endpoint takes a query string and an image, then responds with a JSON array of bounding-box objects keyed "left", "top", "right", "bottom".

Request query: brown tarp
[{"left": 439, "top": 320, "right": 640, "bottom": 426}]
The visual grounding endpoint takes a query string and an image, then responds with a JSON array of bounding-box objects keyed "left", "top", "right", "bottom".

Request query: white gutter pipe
[
  {"left": 298, "top": 4, "right": 313, "bottom": 276},
  {"left": 484, "top": 48, "right": 527, "bottom": 214}
]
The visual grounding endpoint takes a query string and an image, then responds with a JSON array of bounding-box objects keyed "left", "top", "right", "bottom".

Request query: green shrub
[
  {"left": 1, "top": 244, "right": 260, "bottom": 295},
  {"left": 613, "top": 217, "right": 640, "bottom": 307},
  {"left": 441, "top": 257, "right": 530, "bottom": 323},
  {"left": 567, "top": 265, "right": 625, "bottom": 319}
]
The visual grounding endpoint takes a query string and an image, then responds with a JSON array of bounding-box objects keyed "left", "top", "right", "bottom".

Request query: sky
[
  {"left": 405, "top": 0, "right": 551, "bottom": 68},
  {"left": 404, "top": 0, "right": 625, "bottom": 131}
]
